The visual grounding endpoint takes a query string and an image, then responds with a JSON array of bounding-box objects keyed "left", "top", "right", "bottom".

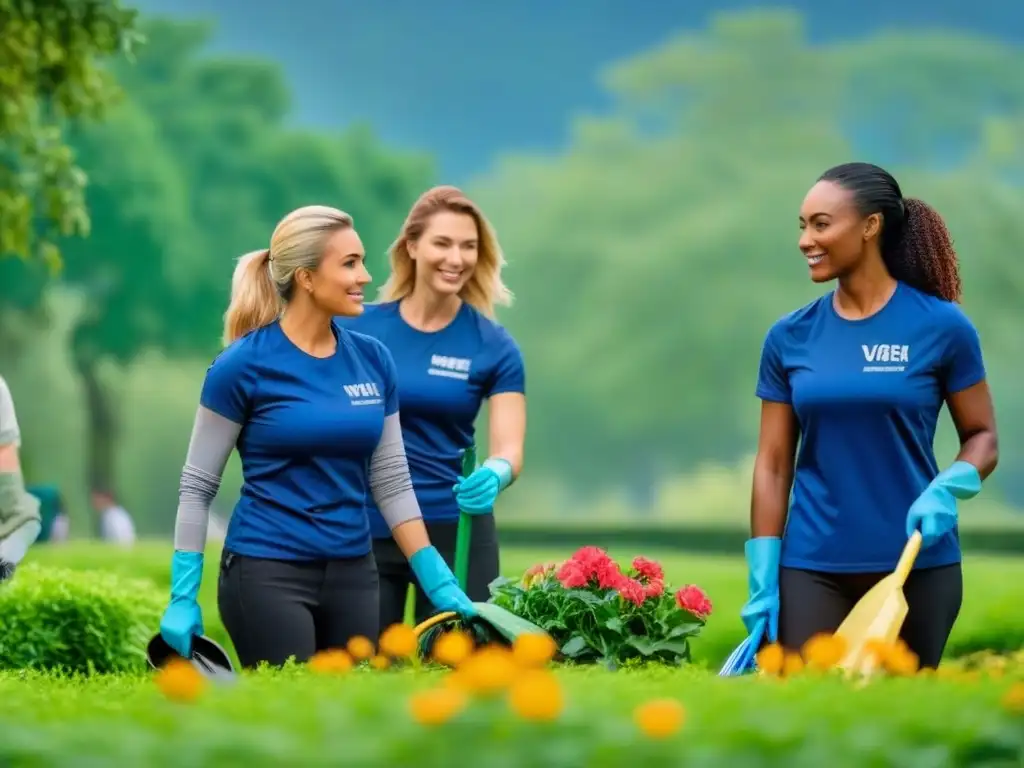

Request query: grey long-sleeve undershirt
[{"left": 173, "top": 407, "right": 423, "bottom": 552}]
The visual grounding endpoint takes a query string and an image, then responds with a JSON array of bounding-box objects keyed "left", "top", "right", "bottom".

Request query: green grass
[
  {"left": 2, "top": 665, "right": 1022, "bottom": 766},
  {"left": 3, "top": 542, "right": 1024, "bottom": 766}
]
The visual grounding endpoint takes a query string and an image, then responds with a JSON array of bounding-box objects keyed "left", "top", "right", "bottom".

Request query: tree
[
  {"left": 0, "top": 0, "right": 140, "bottom": 268},
  {"left": 472, "top": 10, "right": 1024, "bottom": 503}
]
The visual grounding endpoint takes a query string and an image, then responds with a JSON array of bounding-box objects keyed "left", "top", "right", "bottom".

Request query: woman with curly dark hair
[{"left": 739, "top": 162, "right": 999, "bottom": 669}]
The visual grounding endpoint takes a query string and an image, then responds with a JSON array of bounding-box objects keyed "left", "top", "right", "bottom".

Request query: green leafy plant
[
  {"left": 489, "top": 546, "right": 712, "bottom": 667},
  {"left": 0, "top": 563, "right": 164, "bottom": 673}
]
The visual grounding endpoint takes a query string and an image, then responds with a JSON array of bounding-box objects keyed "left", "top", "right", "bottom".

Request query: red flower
[
  {"left": 643, "top": 579, "right": 665, "bottom": 599},
  {"left": 617, "top": 577, "right": 646, "bottom": 606},
  {"left": 595, "top": 561, "right": 625, "bottom": 590},
  {"left": 572, "top": 546, "right": 615, "bottom": 574},
  {"left": 631, "top": 556, "right": 664, "bottom": 583},
  {"left": 675, "top": 585, "right": 713, "bottom": 618},
  {"left": 525, "top": 562, "right": 556, "bottom": 578},
  {"left": 556, "top": 561, "right": 589, "bottom": 589}
]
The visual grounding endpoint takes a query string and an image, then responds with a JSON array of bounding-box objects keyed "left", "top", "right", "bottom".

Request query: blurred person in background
[
  {"left": 338, "top": 186, "right": 526, "bottom": 630},
  {"left": 0, "top": 375, "right": 42, "bottom": 581},
  {"left": 90, "top": 489, "right": 136, "bottom": 546},
  {"left": 159, "top": 205, "right": 475, "bottom": 669},
  {"left": 742, "top": 162, "right": 998, "bottom": 670}
]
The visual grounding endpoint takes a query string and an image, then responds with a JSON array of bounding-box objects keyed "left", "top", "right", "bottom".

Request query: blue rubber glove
[
  {"left": 906, "top": 461, "right": 982, "bottom": 549},
  {"left": 409, "top": 545, "right": 477, "bottom": 617},
  {"left": 160, "top": 550, "right": 205, "bottom": 658},
  {"left": 739, "top": 537, "right": 781, "bottom": 644},
  {"left": 453, "top": 457, "right": 513, "bottom": 514}
]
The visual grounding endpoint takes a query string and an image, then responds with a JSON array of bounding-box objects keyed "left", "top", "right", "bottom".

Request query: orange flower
[
  {"left": 155, "top": 658, "right": 207, "bottom": 703},
  {"left": 379, "top": 623, "right": 417, "bottom": 659},
  {"left": 512, "top": 632, "right": 557, "bottom": 668},
  {"left": 347, "top": 635, "right": 375, "bottom": 661},
  {"left": 634, "top": 699, "right": 685, "bottom": 739},
  {"left": 369, "top": 654, "right": 390, "bottom": 671},
  {"left": 865, "top": 639, "right": 919, "bottom": 676},
  {"left": 308, "top": 649, "right": 354, "bottom": 675},
  {"left": 408, "top": 687, "right": 467, "bottom": 726},
  {"left": 1001, "top": 682, "right": 1024, "bottom": 713},
  {"left": 453, "top": 645, "right": 517, "bottom": 696},
  {"left": 756, "top": 643, "right": 785, "bottom": 676},
  {"left": 801, "top": 633, "right": 846, "bottom": 671},
  {"left": 783, "top": 652, "right": 805, "bottom": 677},
  {"left": 432, "top": 629, "right": 475, "bottom": 667},
  {"left": 508, "top": 669, "right": 564, "bottom": 722}
]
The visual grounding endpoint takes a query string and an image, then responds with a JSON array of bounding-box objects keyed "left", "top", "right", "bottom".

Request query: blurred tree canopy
[
  {"left": 0, "top": 0, "right": 139, "bottom": 269},
  {"left": 473, "top": 10, "right": 1024, "bottom": 503}
]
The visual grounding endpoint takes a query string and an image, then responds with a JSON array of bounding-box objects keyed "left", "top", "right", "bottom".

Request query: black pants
[
  {"left": 778, "top": 563, "right": 963, "bottom": 669},
  {"left": 217, "top": 548, "right": 380, "bottom": 669},
  {"left": 374, "top": 513, "right": 500, "bottom": 631}
]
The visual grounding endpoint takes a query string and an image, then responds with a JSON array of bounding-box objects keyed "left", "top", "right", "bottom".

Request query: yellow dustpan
[{"left": 834, "top": 530, "right": 922, "bottom": 676}]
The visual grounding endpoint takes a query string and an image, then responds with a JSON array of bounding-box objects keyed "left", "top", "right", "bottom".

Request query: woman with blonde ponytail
[
  {"left": 338, "top": 186, "right": 527, "bottom": 631},
  {"left": 221, "top": 249, "right": 279, "bottom": 347},
  {"left": 159, "top": 205, "right": 475, "bottom": 670}
]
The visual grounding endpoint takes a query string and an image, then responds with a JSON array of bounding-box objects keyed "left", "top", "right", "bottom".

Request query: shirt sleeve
[
  {"left": 199, "top": 345, "right": 256, "bottom": 424},
  {"left": 0, "top": 376, "right": 21, "bottom": 447},
  {"left": 376, "top": 341, "right": 400, "bottom": 417},
  {"left": 486, "top": 327, "right": 526, "bottom": 397},
  {"left": 755, "top": 322, "right": 792, "bottom": 404},
  {"left": 941, "top": 310, "right": 986, "bottom": 395}
]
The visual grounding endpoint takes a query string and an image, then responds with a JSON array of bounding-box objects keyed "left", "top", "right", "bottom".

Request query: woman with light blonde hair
[
  {"left": 158, "top": 204, "right": 475, "bottom": 670},
  {"left": 338, "top": 186, "right": 527, "bottom": 631}
]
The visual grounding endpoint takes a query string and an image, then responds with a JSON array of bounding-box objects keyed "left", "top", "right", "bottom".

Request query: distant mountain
[{"left": 131, "top": 0, "right": 1024, "bottom": 181}]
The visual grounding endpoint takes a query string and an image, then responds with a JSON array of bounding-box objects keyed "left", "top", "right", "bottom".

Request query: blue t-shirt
[
  {"left": 338, "top": 301, "right": 525, "bottom": 536},
  {"left": 200, "top": 320, "right": 399, "bottom": 560},
  {"left": 756, "top": 281, "right": 986, "bottom": 573}
]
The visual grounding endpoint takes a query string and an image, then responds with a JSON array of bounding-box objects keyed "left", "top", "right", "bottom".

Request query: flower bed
[{"left": 489, "top": 546, "right": 712, "bottom": 667}]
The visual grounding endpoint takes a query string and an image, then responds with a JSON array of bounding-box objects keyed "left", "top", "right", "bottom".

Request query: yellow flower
[
  {"left": 801, "top": 633, "right": 846, "bottom": 671},
  {"left": 1001, "top": 682, "right": 1024, "bottom": 713},
  {"left": 508, "top": 669, "right": 564, "bottom": 722},
  {"left": 379, "top": 623, "right": 417, "bottom": 659},
  {"left": 432, "top": 629, "right": 475, "bottom": 667},
  {"left": 408, "top": 687, "right": 467, "bottom": 726},
  {"left": 865, "top": 639, "right": 919, "bottom": 676},
  {"left": 512, "top": 632, "right": 557, "bottom": 668},
  {"left": 155, "top": 658, "right": 207, "bottom": 703},
  {"left": 452, "top": 645, "right": 517, "bottom": 696},
  {"left": 309, "top": 649, "right": 354, "bottom": 675},
  {"left": 634, "top": 698, "right": 685, "bottom": 739},
  {"left": 756, "top": 643, "right": 785, "bottom": 676},
  {"left": 783, "top": 652, "right": 805, "bottom": 677},
  {"left": 369, "top": 654, "right": 390, "bottom": 671},
  {"left": 346, "top": 635, "right": 375, "bottom": 661}
]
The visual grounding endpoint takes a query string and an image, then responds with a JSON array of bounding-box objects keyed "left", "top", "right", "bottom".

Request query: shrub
[{"left": 0, "top": 563, "right": 165, "bottom": 674}]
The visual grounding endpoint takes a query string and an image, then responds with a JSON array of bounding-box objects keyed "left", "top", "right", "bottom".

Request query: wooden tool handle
[{"left": 893, "top": 531, "right": 922, "bottom": 587}]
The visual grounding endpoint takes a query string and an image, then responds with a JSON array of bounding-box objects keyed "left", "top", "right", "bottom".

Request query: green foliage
[
  {"left": 0, "top": 0, "right": 140, "bottom": 267},
  {"left": 0, "top": 664, "right": 1022, "bottom": 766},
  {"left": 0, "top": 563, "right": 163, "bottom": 674}
]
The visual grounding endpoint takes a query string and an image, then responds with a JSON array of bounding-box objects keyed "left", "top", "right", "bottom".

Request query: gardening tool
[
  {"left": 414, "top": 445, "right": 553, "bottom": 660},
  {"left": 834, "top": 530, "right": 922, "bottom": 676},
  {"left": 718, "top": 617, "right": 766, "bottom": 677},
  {"left": 146, "top": 632, "right": 237, "bottom": 683},
  {"left": 453, "top": 444, "right": 477, "bottom": 590}
]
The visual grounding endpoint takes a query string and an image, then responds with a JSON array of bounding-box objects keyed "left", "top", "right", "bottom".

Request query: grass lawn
[
  {"left": 2, "top": 661, "right": 1022, "bottom": 766},
  {"left": 2, "top": 542, "right": 1024, "bottom": 766}
]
